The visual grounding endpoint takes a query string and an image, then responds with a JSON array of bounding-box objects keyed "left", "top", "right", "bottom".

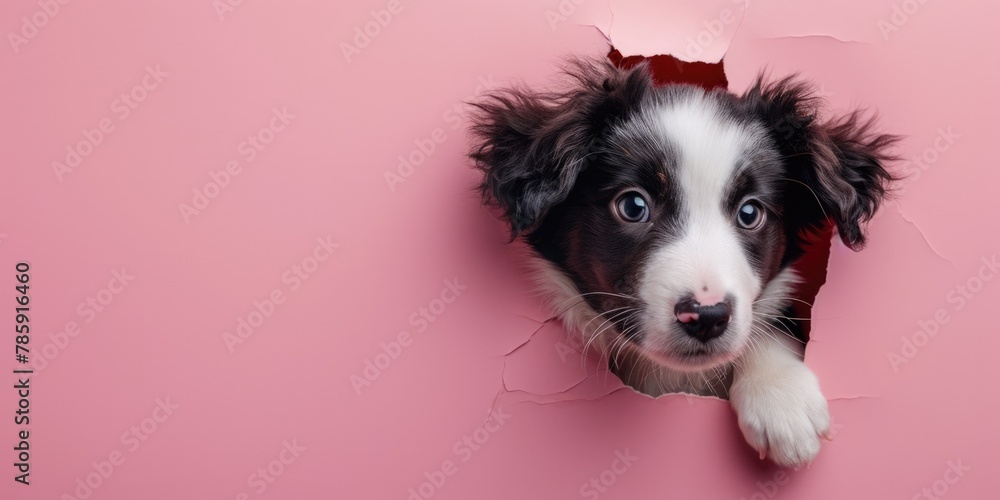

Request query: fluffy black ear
[
  {"left": 743, "top": 75, "right": 899, "bottom": 251},
  {"left": 469, "top": 59, "right": 651, "bottom": 238},
  {"left": 807, "top": 110, "right": 900, "bottom": 248}
]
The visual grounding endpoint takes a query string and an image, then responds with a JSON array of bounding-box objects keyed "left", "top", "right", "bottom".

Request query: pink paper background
[{"left": 2, "top": 0, "right": 998, "bottom": 499}]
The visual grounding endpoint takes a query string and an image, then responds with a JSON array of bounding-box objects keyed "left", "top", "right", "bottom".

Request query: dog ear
[
  {"left": 469, "top": 59, "right": 651, "bottom": 238},
  {"left": 743, "top": 75, "right": 898, "bottom": 251},
  {"left": 806, "top": 111, "right": 900, "bottom": 249}
]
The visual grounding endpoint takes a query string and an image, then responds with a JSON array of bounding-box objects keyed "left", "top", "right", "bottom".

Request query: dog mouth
[
  {"left": 678, "top": 347, "right": 711, "bottom": 357},
  {"left": 622, "top": 304, "right": 753, "bottom": 371},
  {"left": 606, "top": 307, "right": 750, "bottom": 371},
  {"left": 641, "top": 344, "right": 737, "bottom": 372}
]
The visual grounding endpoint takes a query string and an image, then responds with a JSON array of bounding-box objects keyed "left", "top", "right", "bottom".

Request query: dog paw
[{"left": 730, "top": 363, "right": 830, "bottom": 469}]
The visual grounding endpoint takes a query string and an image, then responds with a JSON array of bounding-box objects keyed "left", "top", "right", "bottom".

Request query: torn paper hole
[{"left": 500, "top": 0, "right": 866, "bottom": 410}]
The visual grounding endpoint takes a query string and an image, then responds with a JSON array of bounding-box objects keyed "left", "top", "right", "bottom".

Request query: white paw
[{"left": 730, "top": 363, "right": 830, "bottom": 469}]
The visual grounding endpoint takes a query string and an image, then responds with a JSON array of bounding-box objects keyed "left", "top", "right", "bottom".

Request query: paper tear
[
  {"left": 751, "top": 34, "right": 872, "bottom": 45},
  {"left": 500, "top": 0, "right": 852, "bottom": 400},
  {"left": 577, "top": 11, "right": 613, "bottom": 44},
  {"left": 510, "top": 313, "right": 546, "bottom": 325},
  {"left": 828, "top": 395, "right": 880, "bottom": 401},
  {"left": 480, "top": 2, "right": 983, "bottom": 485},
  {"left": 504, "top": 321, "right": 549, "bottom": 356},
  {"left": 502, "top": 322, "right": 590, "bottom": 396},
  {"left": 486, "top": 356, "right": 511, "bottom": 427},
  {"left": 732, "top": 0, "right": 896, "bottom": 44},
  {"left": 891, "top": 203, "right": 955, "bottom": 267},
  {"left": 504, "top": 386, "right": 633, "bottom": 407},
  {"left": 487, "top": 320, "right": 551, "bottom": 424},
  {"left": 573, "top": 0, "right": 746, "bottom": 63}
]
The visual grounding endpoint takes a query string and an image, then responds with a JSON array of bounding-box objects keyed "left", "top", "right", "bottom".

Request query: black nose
[{"left": 674, "top": 298, "right": 731, "bottom": 342}]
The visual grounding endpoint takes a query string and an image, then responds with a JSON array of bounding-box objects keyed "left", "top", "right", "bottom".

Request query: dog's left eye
[
  {"left": 614, "top": 191, "right": 651, "bottom": 223},
  {"left": 737, "top": 201, "right": 765, "bottom": 229}
]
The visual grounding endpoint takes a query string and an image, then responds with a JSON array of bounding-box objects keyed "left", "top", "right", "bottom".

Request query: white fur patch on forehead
[{"left": 653, "top": 93, "right": 762, "bottom": 206}]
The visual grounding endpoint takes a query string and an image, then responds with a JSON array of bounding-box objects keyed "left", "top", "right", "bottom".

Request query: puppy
[{"left": 469, "top": 58, "right": 895, "bottom": 467}]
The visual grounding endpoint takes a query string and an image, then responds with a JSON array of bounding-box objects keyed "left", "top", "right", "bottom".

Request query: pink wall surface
[{"left": 1, "top": 0, "right": 998, "bottom": 499}]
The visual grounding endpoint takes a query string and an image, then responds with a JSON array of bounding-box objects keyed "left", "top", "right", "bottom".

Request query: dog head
[{"left": 470, "top": 59, "right": 895, "bottom": 372}]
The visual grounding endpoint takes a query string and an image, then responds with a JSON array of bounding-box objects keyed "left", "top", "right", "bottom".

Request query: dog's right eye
[{"left": 614, "top": 191, "right": 651, "bottom": 223}]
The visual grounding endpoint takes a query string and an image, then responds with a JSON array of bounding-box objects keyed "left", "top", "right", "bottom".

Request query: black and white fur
[{"left": 469, "top": 59, "right": 896, "bottom": 468}]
